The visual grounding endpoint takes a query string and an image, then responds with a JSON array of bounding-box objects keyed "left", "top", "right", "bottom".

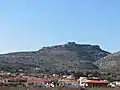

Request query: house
[
  {"left": 66, "top": 75, "right": 75, "bottom": 79},
  {"left": 25, "top": 77, "right": 50, "bottom": 87},
  {"left": 1, "top": 76, "right": 27, "bottom": 86},
  {"left": 81, "top": 80, "right": 109, "bottom": 87},
  {"left": 115, "top": 81, "right": 120, "bottom": 87},
  {"left": 2, "top": 78, "right": 10, "bottom": 84},
  {"left": 108, "top": 82, "right": 116, "bottom": 88},
  {"left": 77, "top": 77, "right": 108, "bottom": 87},
  {"left": 77, "top": 77, "right": 88, "bottom": 87},
  {"left": 58, "top": 79, "right": 79, "bottom": 88},
  {"left": 108, "top": 81, "right": 120, "bottom": 87}
]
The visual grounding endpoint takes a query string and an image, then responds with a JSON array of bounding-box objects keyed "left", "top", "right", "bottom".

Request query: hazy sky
[{"left": 0, "top": 0, "right": 120, "bottom": 53}]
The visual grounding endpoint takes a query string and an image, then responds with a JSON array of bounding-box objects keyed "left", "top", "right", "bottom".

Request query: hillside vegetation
[{"left": 0, "top": 42, "right": 110, "bottom": 73}]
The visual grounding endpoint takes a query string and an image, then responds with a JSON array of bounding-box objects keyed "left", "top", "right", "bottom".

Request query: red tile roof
[
  {"left": 27, "top": 78, "right": 50, "bottom": 83},
  {"left": 83, "top": 80, "right": 108, "bottom": 84}
]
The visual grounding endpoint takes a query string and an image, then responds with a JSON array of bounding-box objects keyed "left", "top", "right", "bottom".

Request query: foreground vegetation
[
  {"left": 0, "top": 87, "right": 119, "bottom": 90},
  {"left": 88, "top": 88, "right": 120, "bottom": 90}
]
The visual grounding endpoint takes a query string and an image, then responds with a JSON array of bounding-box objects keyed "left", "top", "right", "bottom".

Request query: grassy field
[{"left": 0, "top": 87, "right": 119, "bottom": 90}]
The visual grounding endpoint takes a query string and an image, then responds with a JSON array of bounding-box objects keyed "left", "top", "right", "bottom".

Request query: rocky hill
[
  {"left": 94, "top": 51, "right": 120, "bottom": 71},
  {"left": 0, "top": 42, "right": 110, "bottom": 73}
]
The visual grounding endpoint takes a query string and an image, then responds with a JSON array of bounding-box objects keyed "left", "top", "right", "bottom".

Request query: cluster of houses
[{"left": 0, "top": 71, "right": 119, "bottom": 88}]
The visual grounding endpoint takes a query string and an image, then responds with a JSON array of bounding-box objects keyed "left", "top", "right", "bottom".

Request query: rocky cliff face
[
  {"left": 0, "top": 42, "right": 110, "bottom": 73},
  {"left": 94, "top": 51, "right": 120, "bottom": 71}
]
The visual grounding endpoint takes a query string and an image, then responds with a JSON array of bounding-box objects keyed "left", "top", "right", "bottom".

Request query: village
[{"left": 0, "top": 70, "right": 119, "bottom": 89}]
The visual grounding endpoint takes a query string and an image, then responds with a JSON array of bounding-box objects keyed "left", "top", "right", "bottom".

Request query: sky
[{"left": 0, "top": 0, "right": 120, "bottom": 53}]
